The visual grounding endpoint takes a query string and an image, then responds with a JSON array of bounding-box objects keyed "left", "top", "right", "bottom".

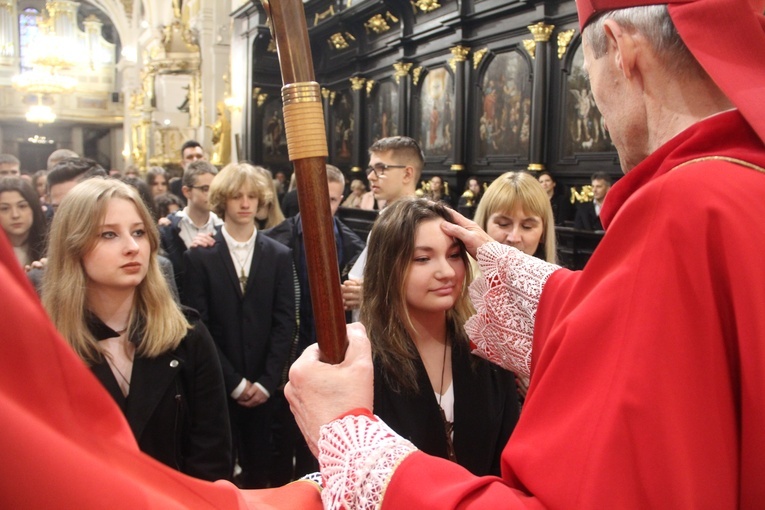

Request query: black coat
[
  {"left": 263, "top": 214, "right": 366, "bottom": 358},
  {"left": 182, "top": 229, "right": 295, "bottom": 395},
  {"left": 574, "top": 201, "right": 603, "bottom": 231},
  {"left": 159, "top": 212, "right": 190, "bottom": 299},
  {"left": 373, "top": 339, "right": 520, "bottom": 477},
  {"left": 89, "top": 308, "right": 232, "bottom": 481}
]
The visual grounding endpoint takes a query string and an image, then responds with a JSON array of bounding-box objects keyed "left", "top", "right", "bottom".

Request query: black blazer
[
  {"left": 263, "top": 214, "right": 366, "bottom": 357},
  {"left": 159, "top": 212, "right": 190, "bottom": 299},
  {"left": 89, "top": 309, "right": 232, "bottom": 481},
  {"left": 182, "top": 230, "right": 295, "bottom": 395},
  {"left": 574, "top": 201, "right": 603, "bottom": 231},
  {"left": 373, "top": 339, "right": 520, "bottom": 477}
]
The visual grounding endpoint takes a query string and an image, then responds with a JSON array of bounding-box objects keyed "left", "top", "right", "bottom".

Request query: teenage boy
[
  {"left": 182, "top": 162, "right": 294, "bottom": 489},
  {"left": 159, "top": 160, "right": 221, "bottom": 298},
  {"left": 341, "top": 136, "right": 423, "bottom": 316}
]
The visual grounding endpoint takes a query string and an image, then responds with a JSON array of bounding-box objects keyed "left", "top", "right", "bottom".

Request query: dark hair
[
  {"left": 360, "top": 197, "right": 472, "bottom": 393},
  {"left": 591, "top": 172, "right": 612, "bottom": 186},
  {"left": 180, "top": 140, "right": 202, "bottom": 158},
  {"left": 145, "top": 166, "right": 168, "bottom": 188},
  {"left": 154, "top": 193, "right": 184, "bottom": 219},
  {"left": 368, "top": 136, "right": 425, "bottom": 183},
  {"left": 538, "top": 171, "right": 556, "bottom": 182},
  {"left": 119, "top": 176, "right": 158, "bottom": 220},
  {"left": 47, "top": 158, "right": 107, "bottom": 191},
  {"left": 0, "top": 177, "right": 47, "bottom": 261}
]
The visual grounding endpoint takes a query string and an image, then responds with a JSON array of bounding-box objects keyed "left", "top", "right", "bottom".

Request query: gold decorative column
[
  {"left": 393, "top": 61, "right": 413, "bottom": 134},
  {"left": 348, "top": 76, "right": 366, "bottom": 171},
  {"left": 526, "top": 22, "right": 554, "bottom": 172},
  {"left": 449, "top": 45, "right": 469, "bottom": 171}
]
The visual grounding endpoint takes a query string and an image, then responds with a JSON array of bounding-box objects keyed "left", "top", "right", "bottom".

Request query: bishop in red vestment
[{"left": 285, "top": 1, "right": 765, "bottom": 508}]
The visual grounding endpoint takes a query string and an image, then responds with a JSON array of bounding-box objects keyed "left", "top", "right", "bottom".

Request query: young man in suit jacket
[
  {"left": 182, "top": 163, "right": 295, "bottom": 489},
  {"left": 263, "top": 164, "right": 366, "bottom": 484},
  {"left": 574, "top": 171, "right": 611, "bottom": 231}
]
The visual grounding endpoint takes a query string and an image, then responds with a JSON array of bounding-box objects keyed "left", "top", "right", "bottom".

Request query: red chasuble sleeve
[
  {"left": 382, "top": 112, "right": 765, "bottom": 509},
  {"left": 0, "top": 231, "right": 321, "bottom": 509}
]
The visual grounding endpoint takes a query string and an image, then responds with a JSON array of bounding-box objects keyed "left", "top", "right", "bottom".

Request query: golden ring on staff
[{"left": 282, "top": 82, "right": 328, "bottom": 161}]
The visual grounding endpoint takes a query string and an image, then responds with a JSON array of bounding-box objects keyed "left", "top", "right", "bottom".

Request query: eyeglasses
[
  {"left": 365, "top": 163, "right": 406, "bottom": 178},
  {"left": 189, "top": 185, "right": 210, "bottom": 193}
]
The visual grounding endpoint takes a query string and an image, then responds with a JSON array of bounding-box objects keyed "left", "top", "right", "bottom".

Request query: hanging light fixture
[
  {"left": 25, "top": 96, "right": 57, "bottom": 126},
  {"left": 12, "top": 1, "right": 86, "bottom": 124}
]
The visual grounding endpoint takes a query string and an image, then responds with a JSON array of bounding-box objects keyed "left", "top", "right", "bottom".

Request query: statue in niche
[
  {"left": 210, "top": 102, "right": 231, "bottom": 166},
  {"left": 177, "top": 85, "right": 191, "bottom": 113}
]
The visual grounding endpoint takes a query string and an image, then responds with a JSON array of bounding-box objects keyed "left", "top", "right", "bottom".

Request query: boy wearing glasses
[
  {"left": 160, "top": 160, "right": 222, "bottom": 299},
  {"left": 342, "top": 136, "right": 423, "bottom": 315}
]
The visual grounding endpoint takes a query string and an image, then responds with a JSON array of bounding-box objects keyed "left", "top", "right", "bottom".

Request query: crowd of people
[
  {"left": 0, "top": 132, "right": 559, "bottom": 489},
  {"left": 1, "top": 0, "right": 763, "bottom": 507}
]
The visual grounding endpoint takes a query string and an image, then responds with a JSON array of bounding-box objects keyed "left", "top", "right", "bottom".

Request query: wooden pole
[{"left": 261, "top": 0, "right": 347, "bottom": 363}]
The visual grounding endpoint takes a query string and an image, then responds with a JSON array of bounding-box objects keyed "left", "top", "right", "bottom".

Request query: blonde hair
[
  {"left": 473, "top": 171, "right": 557, "bottom": 263},
  {"left": 42, "top": 178, "right": 189, "bottom": 365},
  {"left": 360, "top": 198, "right": 473, "bottom": 393},
  {"left": 208, "top": 162, "right": 270, "bottom": 217}
]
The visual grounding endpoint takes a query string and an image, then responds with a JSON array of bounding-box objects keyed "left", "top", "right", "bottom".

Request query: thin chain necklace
[
  {"left": 106, "top": 353, "right": 132, "bottom": 397},
  {"left": 231, "top": 241, "right": 255, "bottom": 292},
  {"left": 437, "top": 339, "right": 457, "bottom": 462}
]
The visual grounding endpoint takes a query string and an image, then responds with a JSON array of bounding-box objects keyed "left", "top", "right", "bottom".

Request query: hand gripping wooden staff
[{"left": 261, "top": 0, "right": 348, "bottom": 364}]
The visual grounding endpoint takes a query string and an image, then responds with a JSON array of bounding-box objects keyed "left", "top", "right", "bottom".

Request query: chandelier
[
  {"left": 12, "top": 0, "right": 87, "bottom": 124},
  {"left": 26, "top": 103, "right": 57, "bottom": 126},
  {"left": 12, "top": 68, "right": 77, "bottom": 96}
]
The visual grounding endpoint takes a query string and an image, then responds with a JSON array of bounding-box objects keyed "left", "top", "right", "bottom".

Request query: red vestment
[
  {"left": 382, "top": 111, "right": 765, "bottom": 508},
  {"left": 0, "top": 232, "right": 322, "bottom": 508}
]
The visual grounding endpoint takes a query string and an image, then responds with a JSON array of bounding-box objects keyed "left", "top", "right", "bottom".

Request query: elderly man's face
[{"left": 582, "top": 32, "right": 647, "bottom": 173}]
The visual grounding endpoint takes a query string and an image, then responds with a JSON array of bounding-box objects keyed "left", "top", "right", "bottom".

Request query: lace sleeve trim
[
  {"left": 465, "top": 242, "right": 559, "bottom": 377},
  {"left": 319, "top": 413, "right": 418, "bottom": 510}
]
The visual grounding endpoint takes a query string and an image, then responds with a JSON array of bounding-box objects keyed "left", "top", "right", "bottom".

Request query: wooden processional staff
[{"left": 261, "top": 0, "right": 348, "bottom": 364}]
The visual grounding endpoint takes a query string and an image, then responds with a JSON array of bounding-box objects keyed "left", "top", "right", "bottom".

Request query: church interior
[{"left": 0, "top": 0, "right": 620, "bottom": 266}]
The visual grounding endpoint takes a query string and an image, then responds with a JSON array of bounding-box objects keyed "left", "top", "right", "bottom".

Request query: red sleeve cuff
[{"left": 336, "top": 407, "right": 375, "bottom": 421}]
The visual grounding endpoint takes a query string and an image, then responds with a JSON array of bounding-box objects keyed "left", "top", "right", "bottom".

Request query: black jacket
[
  {"left": 159, "top": 212, "right": 190, "bottom": 299},
  {"left": 89, "top": 308, "right": 232, "bottom": 481},
  {"left": 373, "top": 339, "right": 520, "bottom": 477},
  {"left": 264, "top": 214, "right": 366, "bottom": 367},
  {"left": 182, "top": 229, "right": 295, "bottom": 395},
  {"left": 574, "top": 201, "right": 603, "bottom": 231}
]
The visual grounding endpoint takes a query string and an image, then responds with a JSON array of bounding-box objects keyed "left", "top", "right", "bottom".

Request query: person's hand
[
  {"left": 24, "top": 257, "right": 48, "bottom": 272},
  {"left": 285, "top": 323, "right": 374, "bottom": 456},
  {"left": 157, "top": 217, "right": 171, "bottom": 227},
  {"left": 237, "top": 381, "right": 269, "bottom": 408},
  {"left": 189, "top": 232, "right": 216, "bottom": 248},
  {"left": 440, "top": 208, "right": 494, "bottom": 259},
  {"left": 341, "top": 278, "right": 363, "bottom": 310}
]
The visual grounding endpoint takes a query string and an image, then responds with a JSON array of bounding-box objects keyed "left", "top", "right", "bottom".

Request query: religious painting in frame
[
  {"left": 418, "top": 66, "right": 454, "bottom": 157},
  {"left": 563, "top": 43, "right": 615, "bottom": 155},
  {"left": 261, "top": 98, "right": 288, "bottom": 164},
  {"left": 369, "top": 79, "right": 399, "bottom": 143},
  {"left": 478, "top": 51, "right": 532, "bottom": 158},
  {"left": 331, "top": 90, "right": 354, "bottom": 163}
]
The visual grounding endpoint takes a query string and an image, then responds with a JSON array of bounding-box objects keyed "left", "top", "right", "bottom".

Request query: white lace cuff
[
  {"left": 465, "top": 242, "right": 559, "bottom": 377},
  {"left": 319, "top": 413, "right": 418, "bottom": 510}
]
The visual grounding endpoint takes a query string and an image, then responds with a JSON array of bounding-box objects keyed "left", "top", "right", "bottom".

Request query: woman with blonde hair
[
  {"left": 251, "top": 165, "right": 285, "bottom": 229},
  {"left": 473, "top": 171, "right": 556, "bottom": 263},
  {"left": 362, "top": 197, "right": 519, "bottom": 476},
  {"left": 42, "top": 178, "right": 232, "bottom": 481},
  {"left": 473, "top": 171, "right": 556, "bottom": 397}
]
